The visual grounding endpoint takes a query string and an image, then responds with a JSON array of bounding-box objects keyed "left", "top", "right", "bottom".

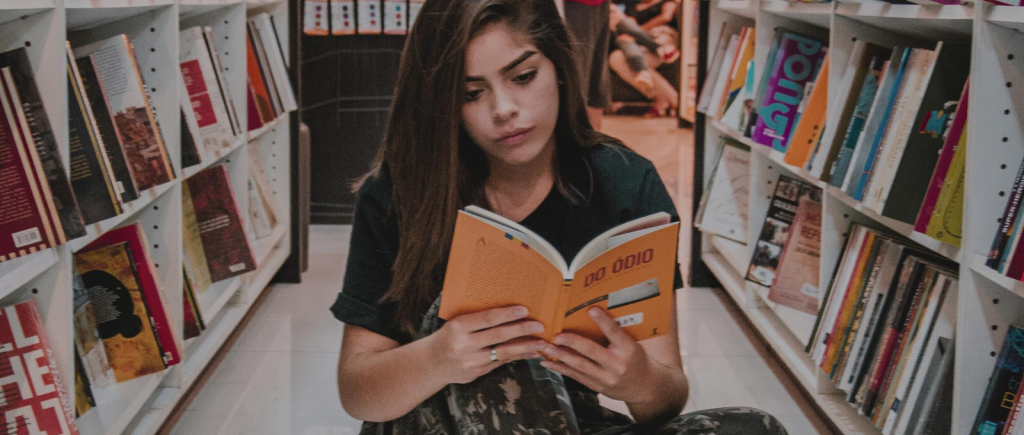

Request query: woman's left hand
[{"left": 539, "top": 307, "right": 655, "bottom": 404}]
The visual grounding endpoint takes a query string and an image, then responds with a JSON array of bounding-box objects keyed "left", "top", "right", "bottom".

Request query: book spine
[
  {"left": 67, "top": 59, "right": 120, "bottom": 225},
  {"left": 871, "top": 271, "right": 931, "bottom": 422},
  {"left": 971, "top": 326, "right": 1024, "bottom": 434},
  {"left": 989, "top": 160, "right": 1024, "bottom": 269},
  {"left": 853, "top": 48, "right": 912, "bottom": 201},
  {"left": 915, "top": 83, "right": 968, "bottom": 233}
]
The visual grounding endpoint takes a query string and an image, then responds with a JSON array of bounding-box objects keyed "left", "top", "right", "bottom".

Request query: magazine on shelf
[
  {"left": 751, "top": 31, "right": 827, "bottom": 152},
  {"left": 185, "top": 165, "right": 258, "bottom": 282},
  {"left": 440, "top": 206, "right": 679, "bottom": 345},
  {"left": 746, "top": 175, "right": 821, "bottom": 287}
]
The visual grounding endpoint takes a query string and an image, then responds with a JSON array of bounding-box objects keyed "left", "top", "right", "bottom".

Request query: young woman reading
[{"left": 331, "top": 0, "right": 789, "bottom": 433}]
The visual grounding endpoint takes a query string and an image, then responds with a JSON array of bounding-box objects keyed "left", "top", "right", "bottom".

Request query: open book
[{"left": 439, "top": 206, "right": 680, "bottom": 344}]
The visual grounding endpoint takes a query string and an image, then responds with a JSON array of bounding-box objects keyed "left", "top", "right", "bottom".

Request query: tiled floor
[{"left": 172, "top": 117, "right": 830, "bottom": 434}]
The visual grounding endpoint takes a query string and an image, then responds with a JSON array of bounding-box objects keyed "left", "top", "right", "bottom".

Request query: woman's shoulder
[{"left": 587, "top": 143, "right": 658, "bottom": 184}]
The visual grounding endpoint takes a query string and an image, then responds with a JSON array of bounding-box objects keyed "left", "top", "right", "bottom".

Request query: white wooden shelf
[
  {"left": 984, "top": 4, "right": 1024, "bottom": 32},
  {"left": 709, "top": 233, "right": 749, "bottom": 276},
  {"left": 761, "top": 0, "right": 833, "bottom": 28},
  {"left": 708, "top": 119, "right": 829, "bottom": 190},
  {"left": 0, "top": 2, "right": 296, "bottom": 434},
  {"left": 716, "top": 0, "right": 757, "bottom": 20},
  {"left": 836, "top": 2, "right": 973, "bottom": 40},
  {"left": 970, "top": 253, "right": 1024, "bottom": 298}
]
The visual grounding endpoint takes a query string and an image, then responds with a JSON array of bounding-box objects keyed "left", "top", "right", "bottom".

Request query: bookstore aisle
[{"left": 173, "top": 117, "right": 830, "bottom": 434}]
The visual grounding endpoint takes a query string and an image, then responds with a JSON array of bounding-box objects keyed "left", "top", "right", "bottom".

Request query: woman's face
[{"left": 461, "top": 22, "right": 560, "bottom": 170}]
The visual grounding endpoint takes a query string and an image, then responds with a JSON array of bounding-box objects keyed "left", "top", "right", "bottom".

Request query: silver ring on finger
[{"left": 490, "top": 346, "right": 499, "bottom": 362}]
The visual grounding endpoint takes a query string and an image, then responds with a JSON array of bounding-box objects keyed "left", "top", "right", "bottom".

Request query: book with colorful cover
[
  {"left": 697, "top": 24, "right": 736, "bottom": 115},
  {"left": 72, "top": 273, "right": 113, "bottom": 389},
  {"left": 247, "top": 20, "right": 283, "bottom": 116},
  {"left": 990, "top": 161, "right": 1024, "bottom": 272},
  {"left": 67, "top": 45, "right": 121, "bottom": 225},
  {"left": 783, "top": 56, "right": 829, "bottom": 168},
  {"left": 0, "top": 70, "right": 63, "bottom": 262},
  {"left": 0, "top": 48, "right": 87, "bottom": 241},
  {"left": 0, "top": 300, "right": 79, "bottom": 434},
  {"left": 74, "top": 56, "right": 140, "bottom": 204},
  {"left": 73, "top": 242, "right": 168, "bottom": 383},
  {"left": 829, "top": 55, "right": 887, "bottom": 188},
  {"left": 767, "top": 194, "right": 822, "bottom": 315},
  {"left": 821, "top": 232, "right": 880, "bottom": 375},
  {"left": 879, "top": 43, "right": 971, "bottom": 224},
  {"left": 746, "top": 175, "right": 822, "bottom": 287},
  {"left": 717, "top": 28, "right": 755, "bottom": 121},
  {"left": 246, "top": 38, "right": 275, "bottom": 126},
  {"left": 851, "top": 47, "right": 915, "bottom": 202},
  {"left": 915, "top": 82, "right": 968, "bottom": 234},
  {"left": 751, "top": 31, "right": 827, "bottom": 152},
  {"left": 970, "top": 325, "right": 1024, "bottom": 435},
  {"left": 843, "top": 47, "right": 908, "bottom": 197},
  {"left": 440, "top": 206, "right": 679, "bottom": 345},
  {"left": 186, "top": 165, "right": 258, "bottom": 282},
  {"left": 706, "top": 31, "right": 744, "bottom": 120},
  {"left": 924, "top": 119, "right": 967, "bottom": 247},
  {"left": 83, "top": 223, "right": 182, "bottom": 367},
  {"left": 73, "top": 35, "right": 175, "bottom": 192}
]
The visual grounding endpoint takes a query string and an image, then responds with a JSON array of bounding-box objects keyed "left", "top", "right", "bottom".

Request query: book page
[
  {"left": 569, "top": 212, "right": 670, "bottom": 274},
  {"left": 561, "top": 223, "right": 679, "bottom": 345},
  {"left": 439, "top": 213, "right": 564, "bottom": 339}
]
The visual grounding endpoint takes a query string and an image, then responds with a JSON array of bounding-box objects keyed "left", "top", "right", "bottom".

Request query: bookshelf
[
  {"left": 0, "top": 0, "right": 295, "bottom": 434},
  {"left": 695, "top": 0, "right": 1023, "bottom": 433}
]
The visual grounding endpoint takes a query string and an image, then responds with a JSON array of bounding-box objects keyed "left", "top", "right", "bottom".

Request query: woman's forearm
[
  {"left": 337, "top": 335, "right": 449, "bottom": 422},
  {"left": 625, "top": 360, "right": 689, "bottom": 425}
]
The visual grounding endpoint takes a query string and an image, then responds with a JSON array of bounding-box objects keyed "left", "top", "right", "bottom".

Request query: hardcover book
[
  {"left": 180, "top": 26, "right": 237, "bottom": 155},
  {"left": 0, "top": 48, "right": 86, "bottom": 241},
  {"left": 0, "top": 70, "right": 61, "bottom": 261},
  {"left": 0, "top": 300, "right": 79, "bottom": 434},
  {"left": 440, "top": 206, "right": 679, "bottom": 345},
  {"left": 83, "top": 223, "right": 182, "bottom": 367},
  {"left": 74, "top": 56, "right": 140, "bottom": 204},
  {"left": 751, "top": 31, "right": 827, "bottom": 152},
  {"left": 68, "top": 46, "right": 121, "bottom": 225},
  {"left": 746, "top": 175, "right": 822, "bottom": 286},
  {"left": 186, "top": 165, "right": 257, "bottom": 282},
  {"left": 73, "top": 242, "right": 167, "bottom": 383},
  {"left": 73, "top": 35, "right": 175, "bottom": 192}
]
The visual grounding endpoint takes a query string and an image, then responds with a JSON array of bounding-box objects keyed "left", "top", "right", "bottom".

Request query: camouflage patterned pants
[{"left": 358, "top": 299, "right": 789, "bottom": 435}]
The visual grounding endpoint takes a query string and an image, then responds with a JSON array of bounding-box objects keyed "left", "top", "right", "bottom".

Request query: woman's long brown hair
[{"left": 360, "top": 0, "right": 623, "bottom": 338}]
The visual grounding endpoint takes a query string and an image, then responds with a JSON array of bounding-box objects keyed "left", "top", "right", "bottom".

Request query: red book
[
  {"left": 246, "top": 83, "right": 264, "bottom": 132},
  {"left": 0, "top": 71, "right": 59, "bottom": 261},
  {"left": 1006, "top": 227, "right": 1024, "bottom": 280},
  {"left": 82, "top": 223, "right": 182, "bottom": 367},
  {"left": 0, "top": 300, "right": 80, "bottom": 435},
  {"left": 187, "top": 165, "right": 257, "bottom": 282},
  {"left": 914, "top": 82, "right": 968, "bottom": 233},
  {"left": 245, "top": 39, "right": 275, "bottom": 125}
]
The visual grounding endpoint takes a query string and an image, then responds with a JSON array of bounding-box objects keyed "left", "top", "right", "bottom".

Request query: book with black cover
[
  {"left": 971, "top": 325, "right": 1024, "bottom": 435},
  {"left": 0, "top": 48, "right": 86, "bottom": 240},
  {"left": 746, "top": 175, "right": 822, "bottom": 287},
  {"left": 880, "top": 43, "right": 971, "bottom": 224},
  {"left": 75, "top": 56, "right": 140, "bottom": 204},
  {"left": 68, "top": 47, "right": 121, "bottom": 224}
]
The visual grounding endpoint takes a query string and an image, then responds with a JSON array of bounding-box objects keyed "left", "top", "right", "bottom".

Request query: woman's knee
[{"left": 657, "top": 407, "right": 788, "bottom": 435}]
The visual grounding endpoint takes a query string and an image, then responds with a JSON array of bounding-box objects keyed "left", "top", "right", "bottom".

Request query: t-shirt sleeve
[
  {"left": 329, "top": 172, "right": 405, "bottom": 342},
  {"left": 636, "top": 164, "right": 685, "bottom": 290}
]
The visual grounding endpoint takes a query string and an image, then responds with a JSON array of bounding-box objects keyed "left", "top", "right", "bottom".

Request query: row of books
[
  {"left": 303, "top": 0, "right": 423, "bottom": 36},
  {"left": 983, "top": 153, "right": 1024, "bottom": 282},
  {"left": 1, "top": 35, "right": 180, "bottom": 263},
  {"left": 699, "top": 24, "right": 970, "bottom": 248},
  {"left": 809, "top": 224, "right": 958, "bottom": 435},
  {"left": 72, "top": 223, "right": 183, "bottom": 417},
  {"left": 179, "top": 12, "right": 296, "bottom": 170}
]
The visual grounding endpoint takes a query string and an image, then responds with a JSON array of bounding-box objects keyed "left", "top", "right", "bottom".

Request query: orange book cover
[
  {"left": 716, "top": 28, "right": 755, "bottom": 120},
  {"left": 784, "top": 56, "right": 830, "bottom": 168},
  {"left": 439, "top": 206, "right": 679, "bottom": 345},
  {"left": 245, "top": 38, "right": 275, "bottom": 124},
  {"left": 822, "top": 231, "right": 876, "bottom": 373}
]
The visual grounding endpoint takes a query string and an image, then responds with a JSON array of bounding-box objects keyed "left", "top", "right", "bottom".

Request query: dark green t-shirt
[{"left": 330, "top": 144, "right": 683, "bottom": 343}]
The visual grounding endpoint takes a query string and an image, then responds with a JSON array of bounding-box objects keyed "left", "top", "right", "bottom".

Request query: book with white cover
[
  {"left": 705, "top": 33, "right": 740, "bottom": 120},
  {"left": 252, "top": 13, "right": 298, "bottom": 112},
  {"left": 695, "top": 141, "right": 749, "bottom": 242},
  {"left": 203, "top": 27, "right": 242, "bottom": 136},
  {"left": 697, "top": 24, "right": 735, "bottom": 114},
  {"left": 180, "top": 26, "right": 236, "bottom": 156}
]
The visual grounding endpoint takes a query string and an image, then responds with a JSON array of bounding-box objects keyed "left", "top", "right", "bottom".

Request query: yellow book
[
  {"left": 716, "top": 28, "right": 756, "bottom": 120},
  {"left": 440, "top": 206, "right": 679, "bottom": 345},
  {"left": 822, "top": 232, "right": 876, "bottom": 374},
  {"left": 925, "top": 122, "right": 966, "bottom": 247},
  {"left": 784, "top": 56, "right": 830, "bottom": 168},
  {"left": 73, "top": 242, "right": 167, "bottom": 383}
]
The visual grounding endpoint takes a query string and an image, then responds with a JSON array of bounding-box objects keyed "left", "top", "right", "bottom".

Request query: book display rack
[
  {"left": 695, "top": 0, "right": 1024, "bottom": 433},
  {"left": 0, "top": 0, "right": 294, "bottom": 433}
]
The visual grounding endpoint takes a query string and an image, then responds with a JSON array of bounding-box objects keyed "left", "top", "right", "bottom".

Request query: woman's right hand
[{"left": 428, "top": 305, "right": 549, "bottom": 384}]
